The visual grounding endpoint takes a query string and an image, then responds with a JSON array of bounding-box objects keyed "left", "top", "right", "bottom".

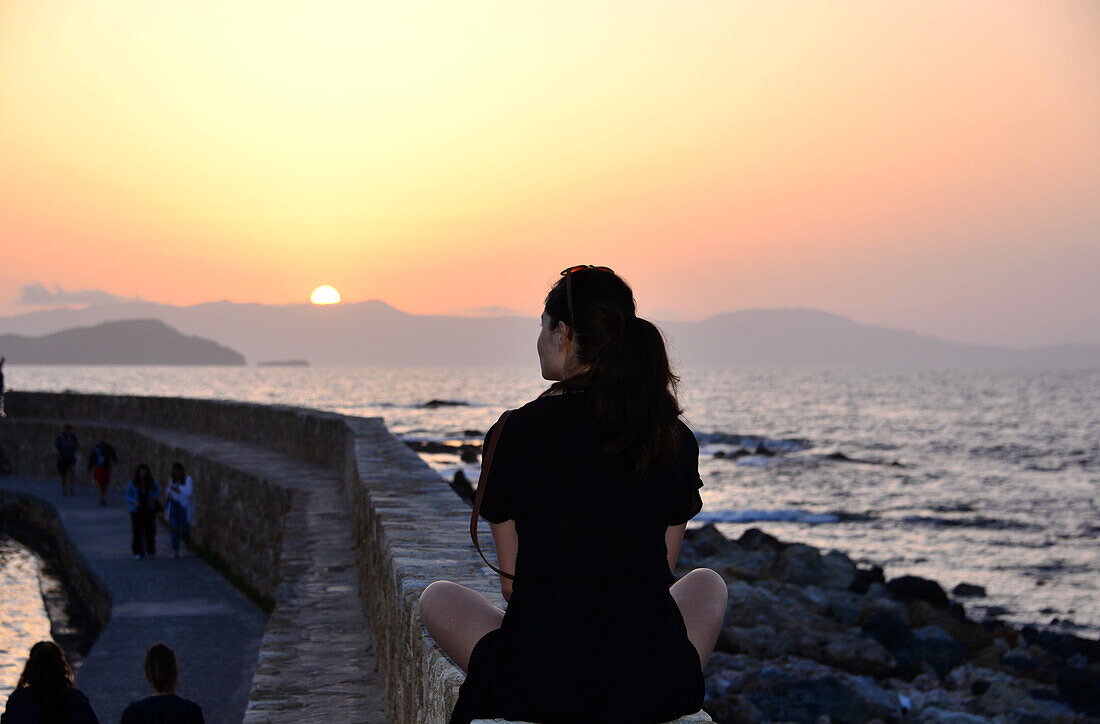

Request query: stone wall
[
  {"left": 0, "top": 391, "right": 485, "bottom": 723},
  {"left": 0, "top": 488, "right": 112, "bottom": 639},
  {"left": 0, "top": 416, "right": 292, "bottom": 603}
]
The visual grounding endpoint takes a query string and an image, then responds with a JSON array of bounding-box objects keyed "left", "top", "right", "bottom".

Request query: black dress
[{"left": 451, "top": 392, "right": 705, "bottom": 724}]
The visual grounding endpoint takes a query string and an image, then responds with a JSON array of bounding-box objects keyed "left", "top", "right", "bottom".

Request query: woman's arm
[
  {"left": 665, "top": 523, "right": 688, "bottom": 573},
  {"left": 489, "top": 520, "right": 518, "bottom": 603}
]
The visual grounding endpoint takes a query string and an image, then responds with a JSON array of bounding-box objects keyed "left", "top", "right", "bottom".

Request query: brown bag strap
[{"left": 471, "top": 409, "right": 515, "bottom": 580}]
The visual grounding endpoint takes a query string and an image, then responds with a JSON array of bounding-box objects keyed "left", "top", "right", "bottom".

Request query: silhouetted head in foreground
[
  {"left": 541, "top": 265, "right": 682, "bottom": 477},
  {"left": 18, "top": 640, "right": 75, "bottom": 721},
  {"left": 144, "top": 643, "right": 179, "bottom": 694},
  {"left": 170, "top": 462, "right": 185, "bottom": 483}
]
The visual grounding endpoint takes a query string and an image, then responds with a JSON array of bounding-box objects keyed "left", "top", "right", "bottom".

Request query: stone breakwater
[
  {"left": 682, "top": 525, "right": 1100, "bottom": 723},
  {"left": 0, "top": 391, "right": 496, "bottom": 722},
  {"left": 0, "top": 489, "right": 110, "bottom": 663}
]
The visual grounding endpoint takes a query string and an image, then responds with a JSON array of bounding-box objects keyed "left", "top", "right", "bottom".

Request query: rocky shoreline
[{"left": 678, "top": 525, "right": 1100, "bottom": 723}]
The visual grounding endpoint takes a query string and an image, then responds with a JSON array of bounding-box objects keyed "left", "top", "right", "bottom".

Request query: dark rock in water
[
  {"left": 423, "top": 399, "right": 469, "bottom": 408},
  {"left": 862, "top": 609, "right": 914, "bottom": 653},
  {"left": 450, "top": 470, "right": 474, "bottom": 504},
  {"left": 463, "top": 429, "right": 482, "bottom": 437},
  {"left": 1057, "top": 667, "right": 1100, "bottom": 715},
  {"left": 686, "top": 523, "right": 731, "bottom": 557},
  {"left": 459, "top": 445, "right": 479, "bottom": 463},
  {"left": 405, "top": 440, "right": 457, "bottom": 454},
  {"left": 849, "top": 565, "right": 885, "bottom": 594},
  {"left": 825, "top": 451, "right": 854, "bottom": 462},
  {"left": 952, "top": 583, "right": 987, "bottom": 598},
  {"left": 737, "top": 527, "right": 786, "bottom": 552},
  {"left": 887, "top": 575, "right": 949, "bottom": 608}
]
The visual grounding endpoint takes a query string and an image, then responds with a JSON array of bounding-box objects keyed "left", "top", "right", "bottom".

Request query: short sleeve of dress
[
  {"left": 478, "top": 417, "right": 515, "bottom": 524},
  {"left": 666, "top": 422, "right": 703, "bottom": 526}
]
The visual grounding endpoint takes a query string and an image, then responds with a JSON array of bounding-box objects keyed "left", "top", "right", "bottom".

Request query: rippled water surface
[
  {"left": 7, "top": 366, "right": 1100, "bottom": 638},
  {"left": 0, "top": 535, "right": 53, "bottom": 702}
]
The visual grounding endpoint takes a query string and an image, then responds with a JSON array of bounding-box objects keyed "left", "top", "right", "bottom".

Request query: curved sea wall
[{"left": 0, "top": 390, "right": 487, "bottom": 722}]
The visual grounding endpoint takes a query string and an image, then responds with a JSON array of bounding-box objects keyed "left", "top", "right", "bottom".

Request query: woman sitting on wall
[{"left": 419, "top": 266, "right": 727, "bottom": 723}]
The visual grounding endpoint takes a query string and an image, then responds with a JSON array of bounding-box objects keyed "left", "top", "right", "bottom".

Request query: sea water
[{"left": 3, "top": 366, "right": 1098, "bottom": 651}]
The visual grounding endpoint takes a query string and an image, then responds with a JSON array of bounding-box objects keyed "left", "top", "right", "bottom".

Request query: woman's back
[{"left": 456, "top": 392, "right": 705, "bottom": 722}]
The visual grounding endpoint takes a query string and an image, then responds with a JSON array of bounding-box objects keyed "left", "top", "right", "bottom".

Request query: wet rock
[
  {"left": 707, "top": 656, "right": 900, "bottom": 724},
  {"left": 862, "top": 610, "right": 914, "bottom": 653},
  {"left": 688, "top": 523, "right": 732, "bottom": 557},
  {"left": 462, "top": 429, "right": 482, "bottom": 437},
  {"left": 858, "top": 594, "right": 910, "bottom": 628},
  {"left": 895, "top": 634, "right": 967, "bottom": 680},
  {"left": 915, "top": 706, "right": 991, "bottom": 723},
  {"left": 888, "top": 575, "right": 949, "bottom": 609},
  {"left": 723, "top": 579, "right": 821, "bottom": 631},
  {"left": 768, "top": 544, "right": 857, "bottom": 590},
  {"left": 459, "top": 445, "right": 479, "bottom": 464},
  {"left": 718, "top": 624, "right": 776, "bottom": 658},
  {"left": 952, "top": 583, "right": 987, "bottom": 598},
  {"left": 1056, "top": 667, "right": 1100, "bottom": 716},
  {"left": 849, "top": 565, "right": 886, "bottom": 595},
  {"left": 773, "top": 629, "right": 895, "bottom": 677},
  {"left": 1001, "top": 651, "right": 1038, "bottom": 671},
  {"left": 909, "top": 601, "right": 993, "bottom": 656},
  {"left": 422, "top": 399, "right": 469, "bottom": 408},
  {"left": 736, "top": 527, "right": 786, "bottom": 553}
]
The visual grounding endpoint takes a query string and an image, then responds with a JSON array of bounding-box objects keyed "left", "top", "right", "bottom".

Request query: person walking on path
[
  {"left": 55, "top": 424, "right": 78, "bottom": 496},
  {"left": 120, "top": 643, "right": 204, "bottom": 724},
  {"left": 164, "top": 462, "right": 194, "bottom": 558},
  {"left": 1, "top": 640, "right": 100, "bottom": 723},
  {"left": 86, "top": 439, "right": 117, "bottom": 506},
  {"left": 125, "top": 464, "right": 160, "bottom": 560}
]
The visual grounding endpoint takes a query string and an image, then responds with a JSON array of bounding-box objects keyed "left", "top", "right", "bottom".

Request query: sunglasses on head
[{"left": 560, "top": 265, "right": 614, "bottom": 331}]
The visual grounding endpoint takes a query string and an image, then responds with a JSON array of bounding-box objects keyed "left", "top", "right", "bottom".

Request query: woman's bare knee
[{"left": 671, "top": 568, "right": 727, "bottom": 669}]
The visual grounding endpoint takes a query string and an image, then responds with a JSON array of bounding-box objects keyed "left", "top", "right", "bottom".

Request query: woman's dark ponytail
[{"left": 545, "top": 269, "right": 683, "bottom": 477}]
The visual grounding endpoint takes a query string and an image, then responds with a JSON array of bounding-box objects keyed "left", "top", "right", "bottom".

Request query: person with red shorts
[{"left": 87, "top": 439, "right": 118, "bottom": 506}]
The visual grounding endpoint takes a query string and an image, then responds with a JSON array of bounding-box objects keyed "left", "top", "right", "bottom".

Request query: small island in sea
[{"left": 257, "top": 359, "right": 310, "bottom": 367}]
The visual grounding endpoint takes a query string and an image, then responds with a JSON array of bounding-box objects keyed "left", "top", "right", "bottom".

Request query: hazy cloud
[{"left": 18, "top": 282, "right": 135, "bottom": 306}]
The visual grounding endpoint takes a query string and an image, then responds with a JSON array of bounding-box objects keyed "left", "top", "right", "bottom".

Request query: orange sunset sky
[{"left": 1, "top": 1, "right": 1098, "bottom": 347}]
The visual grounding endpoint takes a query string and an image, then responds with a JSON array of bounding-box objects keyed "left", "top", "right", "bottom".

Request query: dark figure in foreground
[
  {"left": 164, "top": 463, "right": 194, "bottom": 558},
  {"left": 0, "top": 355, "right": 6, "bottom": 417},
  {"left": 120, "top": 644, "right": 204, "bottom": 724},
  {"left": 86, "top": 439, "right": 117, "bottom": 506},
  {"left": 1, "top": 640, "right": 99, "bottom": 724},
  {"left": 126, "top": 464, "right": 160, "bottom": 559},
  {"left": 420, "top": 266, "right": 727, "bottom": 723},
  {"left": 55, "top": 425, "right": 78, "bottom": 496}
]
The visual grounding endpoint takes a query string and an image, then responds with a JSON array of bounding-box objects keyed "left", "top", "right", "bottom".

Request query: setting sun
[{"left": 310, "top": 285, "right": 341, "bottom": 305}]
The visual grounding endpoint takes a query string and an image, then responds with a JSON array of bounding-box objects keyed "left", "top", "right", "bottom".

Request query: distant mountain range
[
  {"left": 0, "top": 301, "right": 1097, "bottom": 368},
  {"left": 0, "top": 319, "right": 245, "bottom": 365}
]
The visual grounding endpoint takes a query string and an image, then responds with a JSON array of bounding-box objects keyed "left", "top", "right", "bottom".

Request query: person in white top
[{"left": 164, "top": 462, "right": 194, "bottom": 558}]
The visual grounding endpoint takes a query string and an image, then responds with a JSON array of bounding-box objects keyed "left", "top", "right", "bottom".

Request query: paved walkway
[
  {"left": 0, "top": 474, "right": 267, "bottom": 724},
  {"left": 2, "top": 416, "right": 389, "bottom": 723}
]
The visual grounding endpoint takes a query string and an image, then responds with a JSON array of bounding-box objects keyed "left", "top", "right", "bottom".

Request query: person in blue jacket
[
  {"left": 1, "top": 641, "right": 99, "bottom": 723},
  {"left": 125, "top": 464, "right": 160, "bottom": 560}
]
